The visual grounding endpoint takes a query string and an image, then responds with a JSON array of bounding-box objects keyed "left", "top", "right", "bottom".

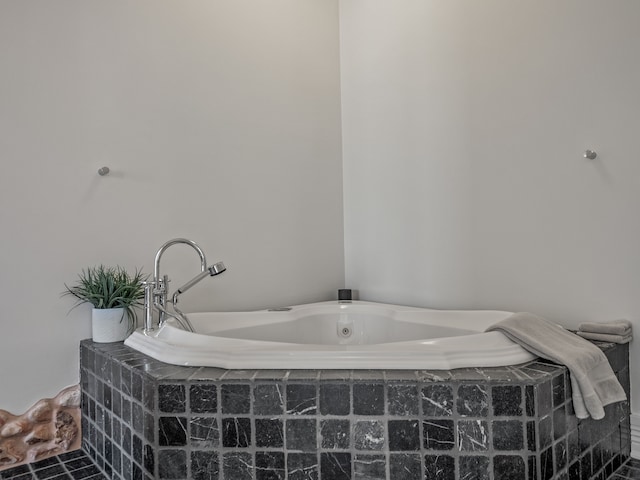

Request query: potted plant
[{"left": 63, "top": 265, "right": 146, "bottom": 343}]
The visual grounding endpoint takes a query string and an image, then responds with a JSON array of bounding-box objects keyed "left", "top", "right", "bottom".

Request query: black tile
[
  {"left": 423, "top": 419, "right": 455, "bottom": 451},
  {"left": 353, "top": 384, "right": 384, "bottom": 415},
  {"left": 191, "top": 417, "right": 219, "bottom": 448},
  {"left": 424, "top": 454, "right": 454, "bottom": 480},
  {"left": 255, "top": 452, "right": 285, "bottom": 480},
  {"left": 320, "top": 419, "right": 350, "bottom": 449},
  {"left": 158, "top": 384, "right": 186, "bottom": 413},
  {"left": 253, "top": 384, "right": 284, "bottom": 415},
  {"left": 222, "top": 452, "right": 253, "bottom": 480},
  {"left": 190, "top": 384, "right": 217, "bottom": 413},
  {"left": 421, "top": 385, "right": 453, "bottom": 416},
  {"left": 158, "top": 417, "right": 187, "bottom": 446},
  {"left": 555, "top": 440, "right": 567, "bottom": 472},
  {"left": 456, "top": 385, "right": 488, "bottom": 417},
  {"left": 286, "top": 384, "right": 317, "bottom": 415},
  {"left": 538, "top": 415, "right": 552, "bottom": 450},
  {"left": 542, "top": 446, "right": 554, "bottom": 480},
  {"left": 388, "top": 384, "right": 419, "bottom": 416},
  {"left": 221, "top": 384, "right": 250, "bottom": 414},
  {"left": 320, "top": 453, "right": 351, "bottom": 480},
  {"left": 287, "top": 453, "right": 318, "bottom": 480},
  {"left": 457, "top": 420, "right": 489, "bottom": 452},
  {"left": 158, "top": 450, "right": 187, "bottom": 480},
  {"left": 255, "top": 419, "right": 284, "bottom": 448},
  {"left": 222, "top": 418, "right": 251, "bottom": 448},
  {"left": 494, "top": 455, "right": 525, "bottom": 480},
  {"left": 552, "top": 374, "right": 565, "bottom": 407},
  {"left": 0, "top": 465, "right": 31, "bottom": 477},
  {"left": 537, "top": 380, "right": 553, "bottom": 418},
  {"left": 191, "top": 451, "right": 219, "bottom": 480},
  {"left": 319, "top": 384, "right": 350, "bottom": 416},
  {"left": 525, "top": 385, "right": 535, "bottom": 416},
  {"left": 492, "top": 385, "right": 522, "bottom": 416},
  {"left": 287, "top": 419, "right": 317, "bottom": 451},
  {"left": 388, "top": 420, "right": 420, "bottom": 451},
  {"left": 143, "top": 444, "right": 154, "bottom": 475},
  {"left": 553, "top": 407, "right": 567, "bottom": 442},
  {"left": 459, "top": 455, "right": 490, "bottom": 480},
  {"left": 389, "top": 454, "right": 421, "bottom": 480},
  {"left": 354, "top": 420, "right": 385, "bottom": 451},
  {"left": 493, "top": 420, "right": 524, "bottom": 451},
  {"left": 354, "top": 454, "right": 385, "bottom": 480},
  {"left": 526, "top": 420, "right": 536, "bottom": 452}
]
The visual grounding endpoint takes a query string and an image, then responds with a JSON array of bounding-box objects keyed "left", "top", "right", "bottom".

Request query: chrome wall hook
[
  {"left": 98, "top": 166, "right": 110, "bottom": 176},
  {"left": 584, "top": 150, "right": 597, "bottom": 160}
]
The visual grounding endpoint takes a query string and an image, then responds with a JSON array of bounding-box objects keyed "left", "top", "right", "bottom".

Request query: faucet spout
[{"left": 154, "top": 238, "right": 207, "bottom": 281}]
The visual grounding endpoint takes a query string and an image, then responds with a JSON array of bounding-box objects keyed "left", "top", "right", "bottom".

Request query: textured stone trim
[{"left": 0, "top": 385, "right": 81, "bottom": 471}]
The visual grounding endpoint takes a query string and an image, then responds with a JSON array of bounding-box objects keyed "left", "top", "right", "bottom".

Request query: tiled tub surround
[{"left": 80, "top": 340, "right": 630, "bottom": 480}]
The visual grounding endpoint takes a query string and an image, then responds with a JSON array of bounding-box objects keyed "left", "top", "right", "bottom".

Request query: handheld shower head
[
  {"left": 208, "top": 262, "right": 226, "bottom": 276},
  {"left": 174, "top": 261, "right": 227, "bottom": 296}
]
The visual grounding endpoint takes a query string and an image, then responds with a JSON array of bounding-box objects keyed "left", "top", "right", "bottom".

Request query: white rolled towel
[{"left": 578, "top": 319, "right": 631, "bottom": 336}]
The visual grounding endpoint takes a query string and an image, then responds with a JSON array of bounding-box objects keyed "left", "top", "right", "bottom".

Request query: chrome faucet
[{"left": 143, "top": 238, "right": 226, "bottom": 334}]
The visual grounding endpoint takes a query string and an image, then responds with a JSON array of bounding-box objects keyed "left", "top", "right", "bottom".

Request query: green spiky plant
[{"left": 63, "top": 265, "right": 147, "bottom": 327}]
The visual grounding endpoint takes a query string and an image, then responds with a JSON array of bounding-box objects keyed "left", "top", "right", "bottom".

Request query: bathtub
[{"left": 124, "top": 301, "right": 536, "bottom": 370}]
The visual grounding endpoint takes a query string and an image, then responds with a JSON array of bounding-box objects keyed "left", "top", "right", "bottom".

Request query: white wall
[
  {"left": 341, "top": 0, "right": 640, "bottom": 412},
  {"left": 0, "top": 0, "right": 344, "bottom": 414}
]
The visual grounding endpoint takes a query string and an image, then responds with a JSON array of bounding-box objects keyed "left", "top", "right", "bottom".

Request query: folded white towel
[
  {"left": 486, "top": 312, "right": 627, "bottom": 420},
  {"left": 576, "top": 331, "right": 632, "bottom": 344},
  {"left": 578, "top": 319, "right": 632, "bottom": 336}
]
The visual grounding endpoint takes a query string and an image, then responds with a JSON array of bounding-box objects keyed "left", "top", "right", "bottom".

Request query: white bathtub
[{"left": 124, "top": 301, "right": 536, "bottom": 370}]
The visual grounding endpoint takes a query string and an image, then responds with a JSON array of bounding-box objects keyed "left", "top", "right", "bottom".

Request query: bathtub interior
[{"left": 208, "top": 312, "right": 478, "bottom": 345}]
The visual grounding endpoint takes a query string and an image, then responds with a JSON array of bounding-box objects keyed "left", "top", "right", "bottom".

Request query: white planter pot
[{"left": 92, "top": 308, "right": 132, "bottom": 343}]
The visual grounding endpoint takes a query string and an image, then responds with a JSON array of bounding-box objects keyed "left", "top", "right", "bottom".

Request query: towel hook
[
  {"left": 98, "top": 166, "right": 110, "bottom": 176},
  {"left": 584, "top": 150, "right": 597, "bottom": 160}
]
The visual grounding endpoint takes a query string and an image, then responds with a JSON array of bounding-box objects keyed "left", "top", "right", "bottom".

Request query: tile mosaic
[{"left": 73, "top": 339, "right": 631, "bottom": 480}]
